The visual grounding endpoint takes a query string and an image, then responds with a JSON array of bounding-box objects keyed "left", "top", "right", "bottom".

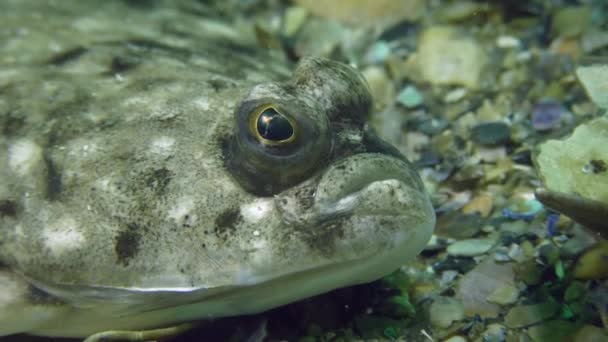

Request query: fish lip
[
  {"left": 275, "top": 153, "right": 430, "bottom": 228},
  {"left": 312, "top": 153, "right": 427, "bottom": 217}
]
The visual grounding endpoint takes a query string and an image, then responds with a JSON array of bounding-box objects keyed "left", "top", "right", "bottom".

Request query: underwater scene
[{"left": 0, "top": 0, "right": 607, "bottom": 341}]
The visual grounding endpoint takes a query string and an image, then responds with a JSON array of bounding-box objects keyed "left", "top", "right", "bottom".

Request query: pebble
[
  {"left": 504, "top": 301, "right": 559, "bottom": 328},
  {"left": 433, "top": 257, "right": 477, "bottom": 274},
  {"left": 538, "top": 243, "right": 560, "bottom": 265},
  {"left": 397, "top": 85, "right": 424, "bottom": 108},
  {"left": 573, "top": 241, "right": 608, "bottom": 280},
  {"left": 436, "top": 1, "right": 484, "bottom": 22},
  {"left": 553, "top": 6, "right": 592, "bottom": 38},
  {"left": 282, "top": 6, "right": 308, "bottom": 37},
  {"left": 443, "top": 336, "right": 466, "bottom": 342},
  {"left": 576, "top": 64, "right": 608, "bottom": 109},
  {"left": 486, "top": 283, "right": 520, "bottom": 305},
  {"left": 502, "top": 197, "right": 543, "bottom": 221},
  {"left": 415, "top": 26, "right": 488, "bottom": 89},
  {"left": 447, "top": 238, "right": 494, "bottom": 257},
  {"left": 456, "top": 258, "right": 515, "bottom": 318},
  {"left": 527, "top": 320, "right": 578, "bottom": 342},
  {"left": 436, "top": 212, "right": 483, "bottom": 239},
  {"left": 295, "top": 0, "right": 425, "bottom": 26},
  {"left": 531, "top": 100, "right": 566, "bottom": 131},
  {"left": 514, "top": 260, "right": 543, "bottom": 286},
  {"left": 507, "top": 243, "right": 527, "bottom": 263},
  {"left": 429, "top": 296, "right": 465, "bottom": 328},
  {"left": 440, "top": 270, "right": 460, "bottom": 287},
  {"left": 364, "top": 41, "right": 391, "bottom": 64},
  {"left": 479, "top": 324, "right": 507, "bottom": 342},
  {"left": 475, "top": 146, "right": 507, "bottom": 163},
  {"left": 444, "top": 88, "right": 468, "bottom": 103},
  {"left": 462, "top": 192, "right": 493, "bottom": 218},
  {"left": 493, "top": 246, "right": 511, "bottom": 262},
  {"left": 496, "top": 35, "right": 521, "bottom": 49},
  {"left": 470, "top": 122, "right": 511, "bottom": 146},
  {"left": 362, "top": 66, "right": 396, "bottom": 112},
  {"left": 572, "top": 324, "right": 608, "bottom": 342},
  {"left": 582, "top": 30, "right": 608, "bottom": 53}
]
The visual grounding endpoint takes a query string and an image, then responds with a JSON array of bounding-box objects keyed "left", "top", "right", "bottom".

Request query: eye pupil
[{"left": 256, "top": 108, "right": 294, "bottom": 142}]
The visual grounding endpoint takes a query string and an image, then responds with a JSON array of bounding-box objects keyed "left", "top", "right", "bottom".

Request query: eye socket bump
[
  {"left": 249, "top": 105, "right": 296, "bottom": 145},
  {"left": 227, "top": 97, "right": 331, "bottom": 195}
]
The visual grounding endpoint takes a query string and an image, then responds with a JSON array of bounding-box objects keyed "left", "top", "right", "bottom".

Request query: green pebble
[
  {"left": 470, "top": 122, "right": 511, "bottom": 145},
  {"left": 397, "top": 85, "right": 423, "bottom": 108}
]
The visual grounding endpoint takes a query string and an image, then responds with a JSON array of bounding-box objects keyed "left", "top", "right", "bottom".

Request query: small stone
[
  {"left": 504, "top": 301, "right": 559, "bottom": 328},
  {"left": 429, "top": 296, "right": 465, "bottom": 328},
  {"left": 443, "top": 336, "right": 467, "bottom": 342},
  {"left": 521, "top": 240, "right": 536, "bottom": 259},
  {"left": 576, "top": 64, "right": 608, "bottom": 109},
  {"left": 573, "top": 324, "right": 608, "bottom": 342},
  {"left": 397, "top": 85, "right": 424, "bottom": 108},
  {"left": 494, "top": 246, "right": 511, "bottom": 262},
  {"left": 436, "top": 1, "right": 484, "bottom": 22},
  {"left": 448, "top": 238, "right": 494, "bottom": 257},
  {"left": 486, "top": 284, "right": 520, "bottom": 305},
  {"left": 507, "top": 243, "right": 526, "bottom": 263},
  {"left": 462, "top": 192, "right": 493, "bottom": 218},
  {"left": 440, "top": 270, "right": 460, "bottom": 287},
  {"left": 502, "top": 197, "right": 543, "bottom": 221},
  {"left": 514, "top": 260, "right": 543, "bottom": 286},
  {"left": 470, "top": 122, "right": 511, "bottom": 146},
  {"left": 433, "top": 257, "right": 477, "bottom": 274},
  {"left": 496, "top": 35, "right": 521, "bottom": 49},
  {"left": 362, "top": 66, "right": 396, "bottom": 112},
  {"left": 444, "top": 88, "right": 468, "bottom": 103},
  {"left": 475, "top": 146, "right": 507, "bottom": 163},
  {"left": 480, "top": 324, "right": 507, "bottom": 342},
  {"left": 582, "top": 30, "right": 608, "bottom": 53},
  {"left": 531, "top": 100, "right": 566, "bottom": 131},
  {"left": 456, "top": 258, "right": 516, "bottom": 318},
  {"left": 573, "top": 241, "right": 608, "bottom": 280},
  {"left": 538, "top": 243, "right": 560, "bottom": 265},
  {"left": 295, "top": 0, "right": 426, "bottom": 26},
  {"left": 553, "top": 6, "right": 592, "bottom": 38},
  {"left": 527, "top": 320, "right": 578, "bottom": 342},
  {"left": 414, "top": 26, "right": 488, "bottom": 89},
  {"left": 364, "top": 41, "right": 391, "bottom": 64},
  {"left": 282, "top": 6, "right": 309, "bottom": 37}
]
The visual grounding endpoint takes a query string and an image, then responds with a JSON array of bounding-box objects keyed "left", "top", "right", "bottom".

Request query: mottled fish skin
[{"left": 0, "top": 0, "right": 434, "bottom": 338}]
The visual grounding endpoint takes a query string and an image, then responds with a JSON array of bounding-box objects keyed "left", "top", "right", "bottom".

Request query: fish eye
[{"left": 251, "top": 106, "right": 296, "bottom": 145}]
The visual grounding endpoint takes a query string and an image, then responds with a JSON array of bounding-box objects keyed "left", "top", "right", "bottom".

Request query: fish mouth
[{"left": 276, "top": 152, "right": 435, "bottom": 265}]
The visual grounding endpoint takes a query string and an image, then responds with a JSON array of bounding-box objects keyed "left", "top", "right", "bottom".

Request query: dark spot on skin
[
  {"left": 47, "top": 46, "right": 88, "bottom": 66},
  {"left": 293, "top": 187, "right": 315, "bottom": 211},
  {"left": 2, "top": 110, "right": 25, "bottom": 137},
  {"left": 297, "top": 219, "right": 346, "bottom": 257},
  {"left": 114, "top": 223, "right": 142, "bottom": 266},
  {"left": 122, "top": 39, "right": 191, "bottom": 59},
  {"left": 214, "top": 208, "right": 242, "bottom": 237},
  {"left": 0, "top": 200, "right": 18, "bottom": 217},
  {"left": 144, "top": 168, "right": 172, "bottom": 195},
  {"left": 207, "top": 78, "right": 229, "bottom": 92},
  {"left": 108, "top": 55, "right": 140, "bottom": 74},
  {"left": 121, "top": 0, "right": 160, "bottom": 8},
  {"left": 589, "top": 159, "right": 606, "bottom": 174},
  {"left": 28, "top": 285, "right": 63, "bottom": 305},
  {"left": 45, "top": 154, "right": 62, "bottom": 201}
]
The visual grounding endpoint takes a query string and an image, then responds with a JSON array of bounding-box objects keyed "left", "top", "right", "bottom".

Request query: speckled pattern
[{"left": 0, "top": 0, "right": 434, "bottom": 338}]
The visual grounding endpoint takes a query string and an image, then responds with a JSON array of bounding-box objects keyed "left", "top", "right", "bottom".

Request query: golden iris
[{"left": 250, "top": 105, "right": 296, "bottom": 145}]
